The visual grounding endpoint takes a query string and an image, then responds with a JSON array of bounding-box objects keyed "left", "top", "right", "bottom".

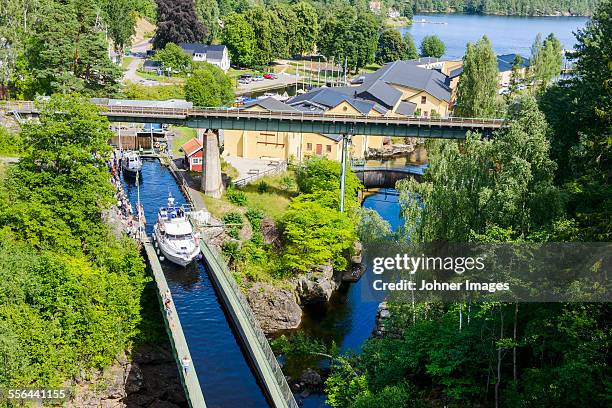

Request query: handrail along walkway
[{"left": 142, "top": 238, "right": 207, "bottom": 408}]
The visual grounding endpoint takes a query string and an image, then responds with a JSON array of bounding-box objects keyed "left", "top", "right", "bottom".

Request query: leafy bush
[
  {"left": 250, "top": 231, "right": 264, "bottom": 246},
  {"left": 225, "top": 188, "right": 247, "bottom": 206},
  {"left": 221, "top": 240, "right": 241, "bottom": 262},
  {"left": 245, "top": 207, "right": 265, "bottom": 230},
  {"left": 257, "top": 180, "right": 269, "bottom": 193},
  {"left": 0, "top": 126, "right": 22, "bottom": 156},
  {"left": 279, "top": 175, "right": 296, "bottom": 192},
  {"left": 296, "top": 157, "right": 362, "bottom": 209},
  {"left": 228, "top": 226, "right": 240, "bottom": 240},
  {"left": 222, "top": 211, "right": 244, "bottom": 228}
]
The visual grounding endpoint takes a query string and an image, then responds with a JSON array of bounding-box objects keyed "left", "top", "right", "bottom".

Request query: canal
[{"left": 122, "top": 159, "right": 270, "bottom": 408}]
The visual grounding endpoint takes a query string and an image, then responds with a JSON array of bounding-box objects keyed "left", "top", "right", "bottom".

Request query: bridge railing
[
  {"left": 199, "top": 241, "right": 299, "bottom": 408},
  {"left": 3, "top": 99, "right": 506, "bottom": 128}
]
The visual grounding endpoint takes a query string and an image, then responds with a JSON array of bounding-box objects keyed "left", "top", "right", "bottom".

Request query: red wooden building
[{"left": 181, "top": 138, "right": 204, "bottom": 172}]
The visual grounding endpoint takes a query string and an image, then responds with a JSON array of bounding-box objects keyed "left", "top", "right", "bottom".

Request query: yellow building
[{"left": 223, "top": 60, "right": 455, "bottom": 162}]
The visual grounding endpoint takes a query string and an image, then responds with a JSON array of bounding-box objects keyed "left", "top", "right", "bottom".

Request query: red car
[{"left": 263, "top": 73, "right": 277, "bottom": 79}]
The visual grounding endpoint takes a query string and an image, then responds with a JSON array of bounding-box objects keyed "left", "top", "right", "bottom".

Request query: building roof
[
  {"left": 179, "top": 43, "right": 226, "bottom": 61},
  {"left": 355, "top": 80, "right": 403, "bottom": 109},
  {"left": 360, "top": 61, "right": 452, "bottom": 102},
  {"left": 497, "top": 54, "right": 529, "bottom": 72},
  {"left": 395, "top": 101, "right": 417, "bottom": 116},
  {"left": 288, "top": 88, "right": 379, "bottom": 116},
  {"left": 243, "top": 97, "right": 300, "bottom": 113},
  {"left": 181, "top": 138, "right": 203, "bottom": 158}
]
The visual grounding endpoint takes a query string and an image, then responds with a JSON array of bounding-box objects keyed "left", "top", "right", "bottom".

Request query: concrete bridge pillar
[{"left": 199, "top": 129, "right": 224, "bottom": 198}]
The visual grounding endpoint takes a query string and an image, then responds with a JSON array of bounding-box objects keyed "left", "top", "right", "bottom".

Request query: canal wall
[
  {"left": 162, "top": 156, "right": 298, "bottom": 408},
  {"left": 142, "top": 240, "right": 207, "bottom": 408},
  {"left": 199, "top": 241, "right": 299, "bottom": 408}
]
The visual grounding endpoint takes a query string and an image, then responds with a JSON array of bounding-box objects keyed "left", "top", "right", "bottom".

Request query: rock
[
  {"left": 296, "top": 264, "right": 340, "bottom": 304},
  {"left": 300, "top": 369, "right": 323, "bottom": 387},
  {"left": 342, "top": 263, "right": 366, "bottom": 282},
  {"left": 246, "top": 282, "right": 302, "bottom": 334},
  {"left": 261, "top": 218, "right": 281, "bottom": 247},
  {"left": 367, "top": 143, "right": 415, "bottom": 158},
  {"left": 125, "top": 363, "right": 143, "bottom": 394}
]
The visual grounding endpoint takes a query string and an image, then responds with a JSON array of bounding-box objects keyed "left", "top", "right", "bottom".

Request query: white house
[{"left": 179, "top": 43, "right": 231, "bottom": 72}]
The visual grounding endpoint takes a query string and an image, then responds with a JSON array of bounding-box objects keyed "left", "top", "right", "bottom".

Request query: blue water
[
  {"left": 402, "top": 13, "right": 589, "bottom": 59},
  {"left": 122, "top": 160, "right": 270, "bottom": 408}
]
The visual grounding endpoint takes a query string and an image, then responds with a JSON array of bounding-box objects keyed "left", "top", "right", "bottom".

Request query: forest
[
  {"left": 400, "top": 0, "right": 599, "bottom": 16},
  {"left": 323, "top": 1, "right": 611, "bottom": 407}
]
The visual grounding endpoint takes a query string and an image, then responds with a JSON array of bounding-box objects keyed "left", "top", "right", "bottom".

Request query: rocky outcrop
[
  {"left": 296, "top": 264, "right": 341, "bottom": 304},
  {"left": 66, "top": 346, "right": 186, "bottom": 408},
  {"left": 367, "top": 143, "right": 415, "bottom": 158},
  {"left": 246, "top": 282, "right": 302, "bottom": 334}
]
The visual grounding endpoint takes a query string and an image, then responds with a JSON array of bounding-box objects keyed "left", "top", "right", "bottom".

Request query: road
[{"left": 235, "top": 73, "right": 304, "bottom": 95}]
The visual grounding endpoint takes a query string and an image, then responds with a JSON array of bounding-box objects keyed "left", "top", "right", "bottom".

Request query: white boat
[
  {"left": 121, "top": 151, "right": 143, "bottom": 176},
  {"left": 153, "top": 194, "right": 201, "bottom": 266}
]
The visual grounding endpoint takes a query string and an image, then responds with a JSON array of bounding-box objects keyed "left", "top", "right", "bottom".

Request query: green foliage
[
  {"left": 419, "top": 34, "right": 445, "bottom": 58},
  {"left": 19, "top": 0, "right": 121, "bottom": 97},
  {"left": 398, "top": 96, "right": 561, "bottom": 242},
  {"left": 228, "top": 226, "right": 240, "bottom": 239},
  {"left": 245, "top": 207, "right": 265, "bottom": 230},
  {"left": 257, "top": 180, "right": 269, "bottom": 193},
  {"left": 291, "top": 1, "right": 319, "bottom": 55},
  {"left": 0, "top": 94, "right": 147, "bottom": 389},
  {"left": 279, "top": 174, "right": 296, "bottom": 191},
  {"left": 223, "top": 211, "right": 244, "bottom": 228},
  {"left": 296, "top": 157, "right": 362, "bottom": 209},
  {"left": 280, "top": 198, "right": 356, "bottom": 273},
  {"left": 376, "top": 28, "right": 412, "bottom": 64},
  {"left": 405, "top": 0, "right": 596, "bottom": 16},
  {"left": 221, "top": 239, "right": 241, "bottom": 261},
  {"left": 271, "top": 331, "right": 328, "bottom": 358},
  {"left": 0, "top": 126, "right": 21, "bottom": 156},
  {"left": 539, "top": 0, "right": 611, "bottom": 241},
  {"left": 244, "top": 6, "right": 274, "bottom": 67},
  {"left": 529, "top": 33, "right": 563, "bottom": 90},
  {"left": 123, "top": 82, "right": 185, "bottom": 100},
  {"left": 353, "top": 207, "right": 392, "bottom": 242},
  {"left": 185, "top": 62, "right": 234, "bottom": 106},
  {"left": 222, "top": 12, "right": 255, "bottom": 67},
  {"left": 455, "top": 35, "right": 500, "bottom": 118},
  {"left": 99, "top": 0, "right": 137, "bottom": 52},
  {"left": 196, "top": 0, "right": 221, "bottom": 42},
  {"left": 225, "top": 187, "right": 248, "bottom": 206},
  {"left": 153, "top": 42, "right": 193, "bottom": 73},
  {"left": 318, "top": 4, "right": 379, "bottom": 72},
  {"left": 325, "top": 358, "right": 370, "bottom": 408}
]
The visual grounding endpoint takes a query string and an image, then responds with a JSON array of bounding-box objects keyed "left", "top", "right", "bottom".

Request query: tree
[
  {"left": 154, "top": 0, "right": 207, "bottom": 49},
  {"left": 529, "top": 32, "right": 563, "bottom": 89},
  {"left": 318, "top": 6, "right": 378, "bottom": 72},
  {"left": 99, "top": 0, "right": 136, "bottom": 52},
  {"left": 184, "top": 62, "right": 234, "bottom": 106},
  {"left": 420, "top": 35, "right": 445, "bottom": 58},
  {"left": 196, "top": 0, "right": 220, "bottom": 43},
  {"left": 291, "top": 1, "right": 319, "bottom": 56},
  {"left": 24, "top": 0, "right": 121, "bottom": 96},
  {"left": 398, "top": 96, "right": 561, "bottom": 242},
  {"left": 376, "top": 28, "right": 407, "bottom": 64},
  {"left": 221, "top": 12, "right": 255, "bottom": 68},
  {"left": 508, "top": 54, "right": 525, "bottom": 97},
  {"left": 152, "top": 42, "right": 192, "bottom": 73},
  {"left": 269, "top": 4, "right": 298, "bottom": 59},
  {"left": 244, "top": 6, "right": 273, "bottom": 67},
  {"left": 403, "top": 32, "right": 419, "bottom": 60},
  {"left": 455, "top": 36, "right": 500, "bottom": 118}
]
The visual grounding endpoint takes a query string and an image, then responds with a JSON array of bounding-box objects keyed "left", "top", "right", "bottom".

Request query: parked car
[
  {"left": 253, "top": 76, "right": 264, "bottom": 81},
  {"left": 263, "top": 73, "right": 277, "bottom": 80}
]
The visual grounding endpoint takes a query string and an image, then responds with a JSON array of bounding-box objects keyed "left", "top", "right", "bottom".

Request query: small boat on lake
[
  {"left": 121, "top": 151, "right": 143, "bottom": 177},
  {"left": 153, "top": 194, "right": 201, "bottom": 266}
]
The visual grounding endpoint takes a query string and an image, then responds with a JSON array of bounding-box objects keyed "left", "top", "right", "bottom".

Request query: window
[
  {"left": 326, "top": 145, "right": 332, "bottom": 153},
  {"left": 306, "top": 143, "right": 312, "bottom": 150},
  {"left": 421, "top": 96, "right": 427, "bottom": 104},
  {"left": 192, "top": 157, "right": 201, "bottom": 164}
]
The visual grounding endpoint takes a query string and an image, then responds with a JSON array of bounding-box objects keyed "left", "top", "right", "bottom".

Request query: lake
[{"left": 400, "top": 13, "right": 589, "bottom": 59}]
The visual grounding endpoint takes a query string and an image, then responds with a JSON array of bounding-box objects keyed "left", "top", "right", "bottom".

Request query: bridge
[
  {"left": 352, "top": 164, "right": 426, "bottom": 188},
  {"left": 1, "top": 100, "right": 504, "bottom": 138}
]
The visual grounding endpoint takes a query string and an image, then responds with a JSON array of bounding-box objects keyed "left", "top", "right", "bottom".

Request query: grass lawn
[
  {"left": 170, "top": 127, "right": 197, "bottom": 157},
  {"left": 121, "top": 56, "right": 134, "bottom": 70},
  {"left": 201, "top": 171, "right": 297, "bottom": 221},
  {"left": 136, "top": 70, "right": 185, "bottom": 84}
]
